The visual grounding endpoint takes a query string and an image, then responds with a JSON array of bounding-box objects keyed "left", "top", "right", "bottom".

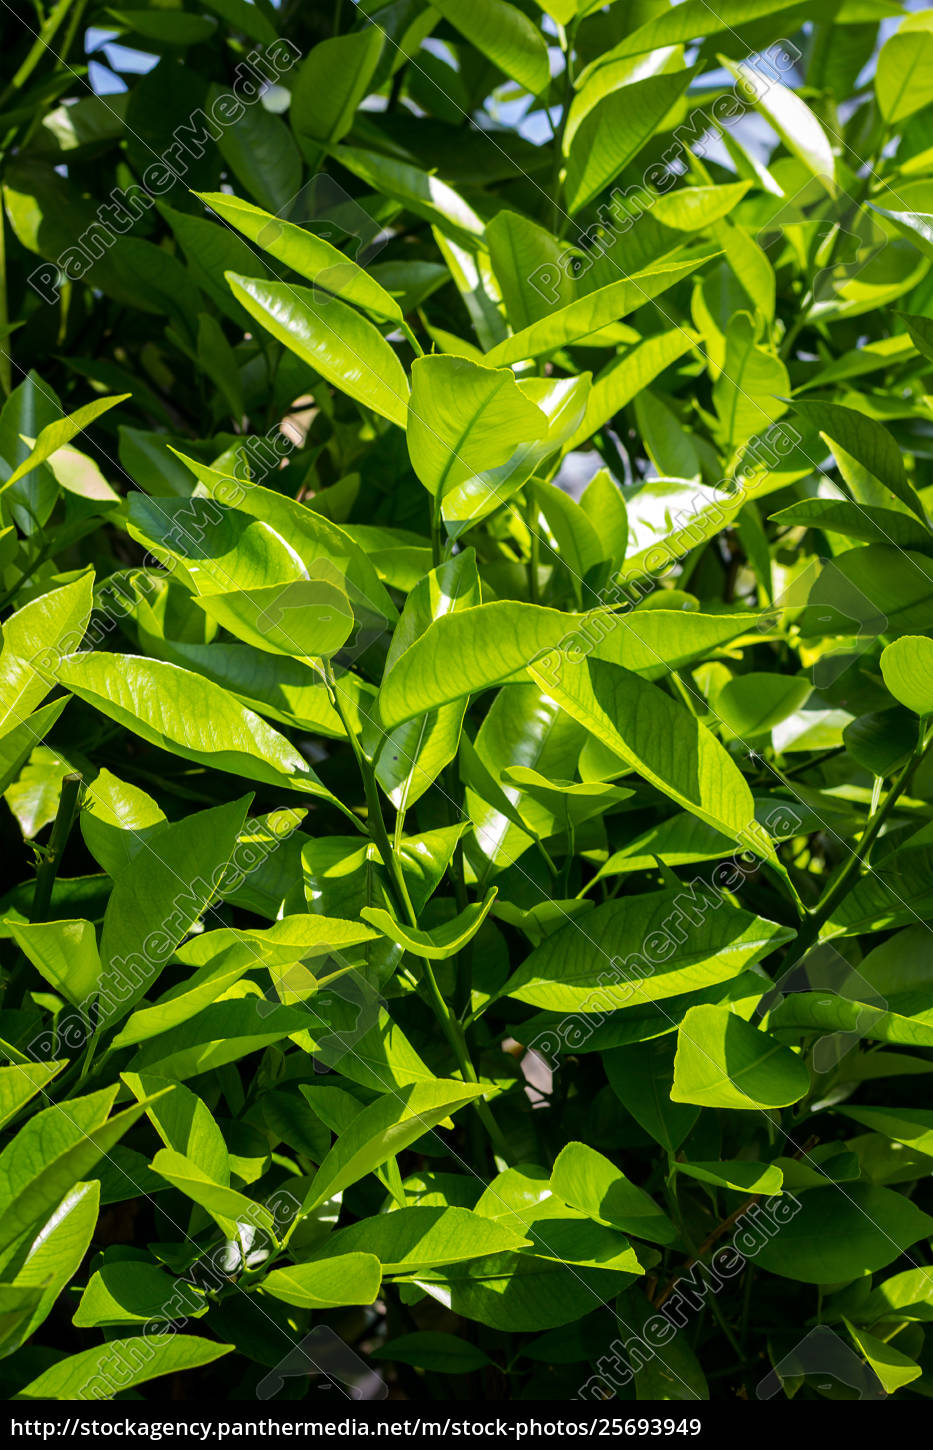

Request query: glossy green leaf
[
  {"left": 875, "top": 12, "right": 933, "bottom": 124},
  {"left": 0, "top": 394, "right": 128, "bottom": 494},
  {"left": 196, "top": 191, "right": 402, "bottom": 323},
  {"left": 502, "top": 887, "right": 791, "bottom": 1012},
  {"left": 672, "top": 1004, "right": 810, "bottom": 1109},
  {"left": 564, "top": 68, "right": 695, "bottom": 214},
  {"left": 430, "top": 0, "right": 550, "bottom": 94},
  {"left": 362, "top": 889, "right": 496, "bottom": 961},
  {"left": 1, "top": 1182, "right": 99, "bottom": 1354},
  {"left": 290, "top": 28, "right": 384, "bottom": 148},
  {"left": 484, "top": 252, "right": 715, "bottom": 366},
  {"left": 226, "top": 274, "right": 410, "bottom": 428},
  {"left": 791, "top": 400, "right": 924, "bottom": 518},
  {"left": 96, "top": 795, "right": 250, "bottom": 1029},
  {"left": 526, "top": 656, "right": 773, "bottom": 860},
  {"left": 0, "top": 575, "right": 94, "bottom": 740},
  {"left": 304, "top": 1080, "right": 492, "bottom": 1211},
  {"left": 53, "top": 654, "right": 350, "bottom": 815}
]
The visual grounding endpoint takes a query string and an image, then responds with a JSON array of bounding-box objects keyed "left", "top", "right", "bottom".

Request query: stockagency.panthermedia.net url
[{"left": 10, "top": 1418, "right": 705, "bottom": 1442}]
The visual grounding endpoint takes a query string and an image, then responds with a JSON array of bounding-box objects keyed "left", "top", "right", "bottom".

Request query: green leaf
[
  {"left": 753, "top": 1185, "right": 933, "bottom": 1283},
  {"left": 6, "top": 920, "right": 101, "bottom": 1007},
  {"left": 721, "top": 56, "right": 835, "bottom": 185},
  {"left": 151, "top": 1148, "right": 274, "bottom": 1237},
  {"left": 372, "top": 552, "right": 481, "bottom": 810},
  {"left": 111, "top": 950, "right": 254, "bottom": 1050},
  {"left": 126, "top": 999, "right": 309, "bottom": 1081},
  {"left": 473, "top": 1166, "right": 645, "bottom": 1274},
  {"left": 566, "top": 331, "right": 698, "bottom": 451},
  {"left": 564, "top": 68, "right": 695, "bottom": 214},
  {"left": 0, "top": 395, "right": 128, "bottom": 494},
  {"left": 550, "top": 1142, "right": 677, "bottom": 1246},
  {"left": 618, "top": 1289, "right": 708, "bottom": 1400},
  {"left": 196, "top": 191, "right": 402, "bottom": 324},
  {"left": 225, "top": 274, "right": 410, "bottom": 428},
  {"left": 0, "top": 1087, "right": 164, "bottom": 1258},
  {"left": 194, "top": 578, "right": 355, "bottom": 661},
  {"left": 875, "top": 12, "right": 933, "bottom": 124},
  {"left": 412, "top": 1252, "right": 629, "bottom": 1332},
  {"left": 484, "top": 252, "right": 715, "bottom": 366},
  {"left": 74, "top": 1259, "right": 207, "bottom": 1329},
  {"left": 209, "top": 86, "right": 300, "bottom": 216},
  {"left": 53, "top": 654, "right": 351, "bottom": 815},
  {"left": 881, "top": 636, "right": 933, "bottom": 716},
  {"left": 407, "top": 354, "right": 547, "bottom": 507},
  {"left": 768, "top": 498, "right": 933, "bottom": 550},
  {"left": 336, "top": 147, "right": 484, "bottom": 247},
  {"left": 713, "top": 312, "right": 788, "bottom": 453},
  {"left": 0, "top": 1061, "right": 67, "bottom": 1130},
  {"left": 261, "top": 1253, "right": 382, "bottom": 1309},
  {"left": 380, "top": 602, "right": 755, "bottom": 727},
  {"left": 0, "top": 575, "right": 94, "bottom": 740},
  {"left": 582, "top": 0, "right": 812, "bottom": 66},
  {"left": 716, "top": 673, "right": 812, "bottom": 737},
  {"left": 844, "top": 1318, "right": 921, "bottom": 1394},
  {"left": 429, "top": 0, "right": 550, "bottom": 94},
  {"left": 502, "top": 887, "right": 791, "bottom": 1012},
  {"left": 290, "top": 28, "right": 384, "bottom": 149},
  {"left": 672, "top": 1004, "right": 810, "bottom": 1109},
  {"left": 675, "top": 1160, "right": 784, "bottom": 1194},
  {"left": 791, "top": 400, "right": 924, "bottom": 518},
  {"left": 0, "top": 1182, "right": 99, "bottom": 1355},
  {"left": 122, "top": 1074, "right": 229, "bottom": 1185},
  {"left": 844, "top": 707, "right": 916, "bottom": 777},
  {"left": 96, "top": 796, "right": 250, "bottom": 1030},
  {"left": 361, "top": 888, "right": 497, "bottom": 960},
  {"left": 303, "top": 1080, "right": 492, "bottom": 1211},
  {"left": 13, "top": 1335, "right": 232, "bottom": 1400},
  {"left": 836, "top": 1105, "right": 933, "bottom": 1159},
  {"left": 486, "top": 210, "right": 575, "bottom": 330},
  {"left": 604, "top": 1038, "right": 699, "bottom": 1152},
  {"left": 525, "top": 656, "right": 774, "bottom": 860},
  {"left": 313, "top": 1205, "right": 531, "bottom": 1271}
]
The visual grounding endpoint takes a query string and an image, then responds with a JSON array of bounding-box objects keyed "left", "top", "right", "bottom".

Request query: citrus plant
[{"left": 2, "top": 0, "right": 933, "bottom": 1405}]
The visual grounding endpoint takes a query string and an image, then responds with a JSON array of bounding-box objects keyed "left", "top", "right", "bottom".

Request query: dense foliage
[{"left": 3, "top": 0, "right": 933, "bottom": 1406}]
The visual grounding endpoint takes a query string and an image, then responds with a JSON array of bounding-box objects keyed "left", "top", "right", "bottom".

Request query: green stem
[
  {"left": 323, "top": 659, "right": 416, "bottom": 927},
  {"left": 793, "top": 726, "right": 933, "bottom": 959},
  {"left": 421, "top": 956, "right": 509, "bottom": 1161},
  {"left": 663, "top": 1156, "right": 746, "bottom": 1363},
  {"left": 0, "top": 189, "right": 10, "bottom": 398},
  {"left": 399, "top": 319, "right": 424, "bottom": 358},
  {"left": 430, "top": 495, "right": 444, "bottom": 570},
  {"left": 31, "top": 773, "right": 83, "bottom": 924},
  {"left": 527, "top": 492, "right": 541, "bottom": 604},
  {"left": 550, "top": 23, "right": 576, "bottom": 235}
]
